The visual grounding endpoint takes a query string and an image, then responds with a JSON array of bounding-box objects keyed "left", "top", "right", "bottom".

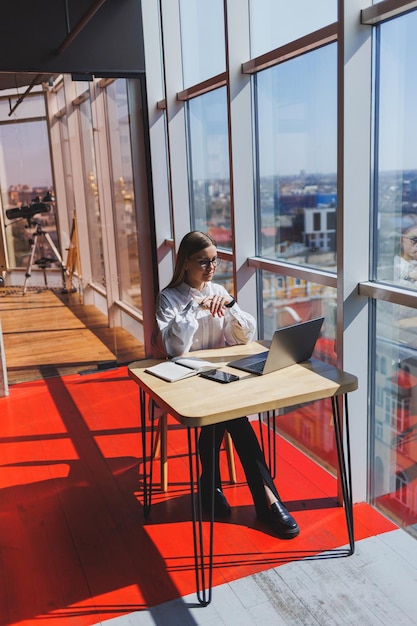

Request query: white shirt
[
  {"left": 155, "top": 281, "right": 256, "bottom": 357},
  {"left": 394, "top": 254, "right": 417, "bottom": 286}
]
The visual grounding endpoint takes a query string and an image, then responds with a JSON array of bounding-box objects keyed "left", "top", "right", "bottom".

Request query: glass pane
[
  {"left": 56, "top": 84, "right": 65, "bottom": 112},
  {"left": 59, "top": 115, "right": 74, "bottom": 236},
  {"left": 374, "top": 13, "right": 417, "bottom": 289},
  {"left": 372, "top": 300, "right": 417, "bottom": 536},
  {"left": 77, "top": 96, "right": 105, "bottom": 287},
  {"left": 249, "top": 0, "right": 337, "bottom": 59},
  {"left": 74, "top": 82, "right": 90, "bottom": 99},
  {"left": 179, "top": 0, "right": 225, "bottom": 88},
  {"left": 187, "top": 88, "right": 232, "bottom": 250},
  {"left": 0, "top": 93, "right": 46, "bottom": 122},
  {"left": 261, "top": 270, "right": 338, "bottom": 471},
  {"left": 0, "top": 120, "right": 56, "bottom": 269},
  {"left": 255, "top": 44, "right": 337, "bottom": 271},
  {"left": 105, "top": 79, "right": 142, "bottom": 311},
  {"left": 215, "top": 258, "right": 233, "bottom": 294}
]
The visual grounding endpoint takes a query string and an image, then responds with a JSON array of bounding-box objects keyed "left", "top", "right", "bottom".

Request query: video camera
[{"left": 5, "top": 193, "right": 54, "bottom": 223}]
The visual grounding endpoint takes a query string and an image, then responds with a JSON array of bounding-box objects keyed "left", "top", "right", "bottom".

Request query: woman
[
  {"left": 394, "top": 214, "right": 417, "bottom": 285},
  {"left": 154, "top": 231, "right": 299, "bottom": 539}
]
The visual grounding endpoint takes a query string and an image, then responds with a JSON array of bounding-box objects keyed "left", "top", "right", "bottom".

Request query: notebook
[
  {"left": 145, "top": 357, "right": 214, "bottom": 382},
  {"left": 229, "top": 317, "right": 324, "bottom": 375}
]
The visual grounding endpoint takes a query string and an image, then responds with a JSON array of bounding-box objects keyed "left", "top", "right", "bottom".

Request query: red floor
[{"left": 0, "top": 367, "right": 397, "bottom": 625}]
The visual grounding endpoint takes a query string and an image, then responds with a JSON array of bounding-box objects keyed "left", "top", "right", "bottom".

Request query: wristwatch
[{"left": 225, "top": 296, "right": 235, "bottom": 308}]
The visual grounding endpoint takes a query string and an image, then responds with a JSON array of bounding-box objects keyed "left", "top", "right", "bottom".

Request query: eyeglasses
[
  {"left": 193, "top": 256, "right": 218, "bottom": 269},
  {"left": 403, "top": 236, "right": 417, "bottom": 245}
]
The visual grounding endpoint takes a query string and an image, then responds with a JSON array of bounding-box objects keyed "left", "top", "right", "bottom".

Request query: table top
[{"left": 128, "top": 342, "right": 358, "bottom": 427}]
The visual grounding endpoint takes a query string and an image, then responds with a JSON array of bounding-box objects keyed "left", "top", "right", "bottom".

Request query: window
[
  {"left": 249, "top": 0, "right": 337, "bottom": 59},
  {"left": 186, "top": 88, "right": 232, "bottom": 250},
  {"left": 0, "top": 94, "right": 56, "bottom": 270},
  {"left": 327, "top": 211, "right": 336, "bottom": 230},
  {"left": 374, "top": 12, "right": 417, "bottom": 289},
  {"left": 254, "top": 44, "right": 337, "bottom": 270},
  {"left": 0, "top": 89, "right": 45, "bottom": 120},
  {"left": 179, "top": 0, "right": 225, "bottom": 89},
  {"left": 369, "top": 10, "right": 417, "bottom": 533},
  {"left": 395, "top": 472, "right": 409, "bottom": 507},
  {"left": 390, "top": 396, "right": 410, "bottom": 434},
  {"left": 77, "top": 91, "right": 105, "bottom": 288},
  {"left": 260, "top": 270, "right": 336, "bottom": 350},
  {"left": 105, "top": 79, "right": 142, "bottom": 311},
  {"left": 214, "top": 258, "right": 234, "bottom": 294},
  {"left": 371, "top": 300, "right": 417, "bottom": 526},
  {"left": 261, "top": 270, "right": 337, "bottom": 470},
  {"left": 58, "top": 114, "right": 75, "bottom": 236}
]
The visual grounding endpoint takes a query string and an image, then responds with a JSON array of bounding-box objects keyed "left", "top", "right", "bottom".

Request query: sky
[
  {"left": 378, "top": 12, "right": 417, "bottom": 172},
  {"left": 0, "top": 121, "right": 52, "bottom": 190}
]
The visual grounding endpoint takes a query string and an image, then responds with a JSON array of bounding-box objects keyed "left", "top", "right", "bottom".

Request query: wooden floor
[{"left": 0, "top": 288, "right": 145, "bottom": 385}]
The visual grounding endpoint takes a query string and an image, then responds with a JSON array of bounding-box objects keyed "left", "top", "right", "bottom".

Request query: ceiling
[
  {"left": 0, "top": 0, "right": 145, "bottom": 95},
  {"left": 0, "top": 73, "right": 59, "bottom": 93}
]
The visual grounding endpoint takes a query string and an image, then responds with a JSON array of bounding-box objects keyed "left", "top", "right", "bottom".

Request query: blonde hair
[{"left": 167, "top": 231, "right": 217, "bottom": 289}]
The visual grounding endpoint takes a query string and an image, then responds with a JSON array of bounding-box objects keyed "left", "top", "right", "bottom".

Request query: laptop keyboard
[{"left": 249, "top": 360, "right": 266, "bottom": 373}]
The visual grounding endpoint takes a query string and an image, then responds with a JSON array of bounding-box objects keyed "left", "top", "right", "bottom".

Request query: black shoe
[
  {"left": 201, "top": 487, "right": 231, "bottom": 518},
  {"left": 258, "top": 500, "right": 299, "bottom": 539}
]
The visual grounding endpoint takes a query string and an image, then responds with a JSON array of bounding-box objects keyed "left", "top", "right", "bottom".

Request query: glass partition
[
  {"left": 374, "top": 12, "right": 417, "bottom": 290},
  {"left": 105, "top": 79, "right": 142, "bottom": 311},
  {"left": 77, "top": 92, "right": 105, "bottom": 288},
  {"left": 371, "top": 299, "right": 417, "bottom": 536},
  {"left": 58, "top": 114, "right": 74, "bottom": 238},
  {"left": 261, "top": 270, "right": 338, "bottom": 471},
  {"left": 215, "top": 257, "right": 233, "bottom": 294},
  {"left": 260, "top": 270, "right": 336, "bottom": 355},
  {"left": 0, "top": 91, "right": 46, "bottom": 122},
  {"left": 55, "top": 83, "right": 65, "bottom": 112},
  {"left": 186, "top": 87, "right": 232, "bottom": 250},
  {"left": 0, "top": 117, "right": 55, "bottom": 269},
  {"left": 254, "top": 44, "right": 337, "bottom": 271},
  {"left": 249, "top": 0, "right": 337, "bottom": 59},
  {"left": 179, "top": 0, "right": 225, "bottom": 88}
]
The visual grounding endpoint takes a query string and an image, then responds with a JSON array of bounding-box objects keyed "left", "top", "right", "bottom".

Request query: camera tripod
[{"left": 23, "top": 221, "right": 66, "bottom": 295}]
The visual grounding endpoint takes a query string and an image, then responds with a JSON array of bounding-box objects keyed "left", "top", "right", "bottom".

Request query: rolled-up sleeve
[{"left": 223, "top": 302, "right": 256, "bottom": 345}]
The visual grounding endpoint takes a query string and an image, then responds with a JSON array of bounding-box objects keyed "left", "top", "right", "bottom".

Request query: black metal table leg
[
  {"left": 138, "top": 388, "right": 354, "bottom": 604},
  {"left": 331, "top": 394, "right": 355, "bottom": 554},
  {"left": 140, "top": 388, "right": 156, "bottom": 518},
  {"left": 187, "top": 424, "right": 215, "bottom": 606},
  {"left": 258, "top": 410, "right": 277, "bottom": 478}
]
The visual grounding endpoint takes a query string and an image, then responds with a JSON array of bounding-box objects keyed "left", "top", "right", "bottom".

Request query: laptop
[{"left": 229, "top": 317, "right": 324, "bottom": 375}]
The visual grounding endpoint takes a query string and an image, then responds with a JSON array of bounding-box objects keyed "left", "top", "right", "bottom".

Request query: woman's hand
[{"left": 200, "top": 294, "right": 233, "bottom": 317}]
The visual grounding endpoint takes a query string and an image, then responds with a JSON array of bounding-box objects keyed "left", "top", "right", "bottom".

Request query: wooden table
[{"left": 128, "top": 342, "right": 358, "bottom": 605}]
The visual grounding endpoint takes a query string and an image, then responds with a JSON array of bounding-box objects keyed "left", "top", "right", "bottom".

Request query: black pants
[{"left": 199, "top": 416, "right": 279, "bottom": 517}]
